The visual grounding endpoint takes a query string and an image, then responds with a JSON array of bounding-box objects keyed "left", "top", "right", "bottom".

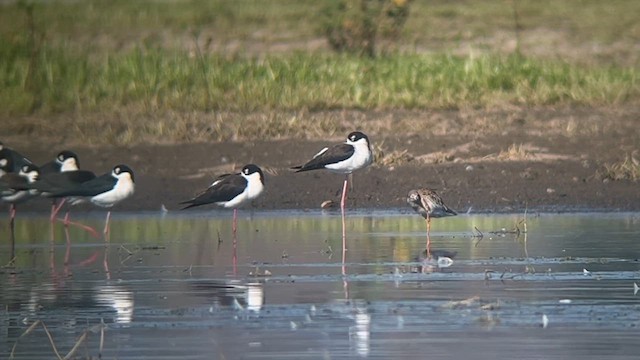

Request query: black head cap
[
  {"left": 242, "top": 164, "right": 265, "bottom": 182},
  {"left": 347, "top": 131, "right": 369, "bottom": 142},
  {"left": 113, "top": 164, "right": 135, "bottom": 182},
  {"left": 57, "top": 150, "right": 78, "bottom": 162}
]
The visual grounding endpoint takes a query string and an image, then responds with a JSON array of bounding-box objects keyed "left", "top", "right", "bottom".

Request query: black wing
[
  {"left": 38, "top": 160, "right": 60, "bottom": 175},
  {"left": 0, "top": 173, "right": 30, "bottom": 191},
  {"left": 180, "top": 173, "right": 246, "bottom": 209},
  {"left": 47, "top": 172, "right": 115, "bottom": 198},
  {"left": 292, "top": 143, "right": 354, "bottom": 172},
  {"left": 32, "top": 170, "right": 96, "bottom": 193},
  {"left": 0, "top": 148, "right": 33, "bottom": 173}
]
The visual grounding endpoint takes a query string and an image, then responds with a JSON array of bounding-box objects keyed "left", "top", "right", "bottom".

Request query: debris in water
[
  {"left": 558, "top": 299, "right": 572, "bottom": 304},
  {"left": 480, "top": 301, "right": 500, "bottom": 311},
  {"left": 634, "top": 282, "right": 639, "bottom": 295},
  {"left": 542, "top": 314, "right": 549, "bottom": 328},
  {"left": 437, "top": 256, "right": 454, "bottom": 268},
  {"left": 321, "top": 200, "right": 335, "bottom": 209},
  {"left": 249, "top": 268, "right": 272, "bottom": 277},
  {"left": 583, "top": 268, "right": 591, "bottom": 276},
  {"left": 443, "top": 296, "right": 480, "bottom": 309}
]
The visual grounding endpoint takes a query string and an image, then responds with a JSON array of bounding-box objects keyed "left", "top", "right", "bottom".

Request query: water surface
[{"left": 2, "top": 211, "right": 640, "bottom": 359}]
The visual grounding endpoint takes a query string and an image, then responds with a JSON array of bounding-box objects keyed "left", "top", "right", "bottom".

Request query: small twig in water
[
  {"left": 3, "top": 257, "right": 17, "bottom": 268},
  {"left": 473, "top": 226, "right": 484, "bottom": 247},
  {"left": 10, "top": 320, "right": 106, "bottom": 360},
  {"left": 119, "top": 244, "right": 133, "bottom": 256}
]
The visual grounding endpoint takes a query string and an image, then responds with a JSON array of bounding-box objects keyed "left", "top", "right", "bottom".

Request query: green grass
[
  {"left": 1, "top": 0, "right": 639, "bottom": 143},
  {"left": 1, "top": 40, "right": 638, "bottom": 116}
]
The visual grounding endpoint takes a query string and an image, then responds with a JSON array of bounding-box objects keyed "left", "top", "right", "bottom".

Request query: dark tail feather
[
  {"left": 179, "top": 200, "right": 199, "bottom": 210},
  {"left": 291, "top": 164, "right": 322, "bottom": 173}
]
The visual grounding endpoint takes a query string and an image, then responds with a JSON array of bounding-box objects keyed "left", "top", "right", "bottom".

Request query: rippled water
[{"left": 2, "top": 210, "right": 640, "bottom": 359}]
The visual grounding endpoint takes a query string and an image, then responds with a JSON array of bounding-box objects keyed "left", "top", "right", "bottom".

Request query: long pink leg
[
  {"left": 10, "top": 204, "right": 16, "bottom": 223},
  {"left": 103, "top": 247, "right": 111, "bottom": 280},
  {"left": 340, "top": 177, "right": 349, "bottom": 254},
  {"left": 232, "top": 208, "right": 238, "bottom": 238},
  {"left": 59, "top": 212, "right": 100, "bottom": 239},
  {"left": 427, "top": 216, "right": 431, "bottom": 256},
  {"left": 63, "top": 223, "right": 72, "bottom": 266},
  {"left": 103, "top": 211, "right": 112, "bottom": 238},
  {"left": 232, "top": 209, "right": 238, "bottom": 275},
  {"left": 9, "top": 205, "right": 16, "bottom": 263},
  {"left": 50, "top": 199, "right": 66, "bottom": 222},
  {"left": 232, "top": 237, "right": 238, "bottom": 276}
]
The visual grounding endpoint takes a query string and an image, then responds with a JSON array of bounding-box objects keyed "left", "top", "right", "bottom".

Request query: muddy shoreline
[{"left": 4, "top": 107, "right": 640, "bottom": 215}]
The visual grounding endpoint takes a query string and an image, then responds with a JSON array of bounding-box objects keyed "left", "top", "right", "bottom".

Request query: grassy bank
[
  {"left": 1, "top": 0, "right": 639, "bottom": 145},
  {"left": 2, "top": 44, "right": 638, "bottom": 115}
]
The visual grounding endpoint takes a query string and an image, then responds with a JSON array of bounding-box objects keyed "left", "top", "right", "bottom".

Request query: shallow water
[{"left": 2, "top": 210, "right": 640, "bottom": 359}]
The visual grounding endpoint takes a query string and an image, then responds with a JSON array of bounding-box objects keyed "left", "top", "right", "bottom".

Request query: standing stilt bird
[
  {"left": 1, "top": 163, "right": 40, "bottom": 224},
  {"left": 291, "top": 131, "right": 373, "bottom": 254},
  {"left": 45, "top": 165, "right": 136, "bottom": 237},
  {"left": 37, "top": 150, "right": 86, "bottom": 221},
  {"left": 38, "top": 150, "right": 81, "bottom": 175},
  {"left": 407, "top": 188, "right": 457, "bottom": 257},
  {"left": 0, "top": 142, "right": 33, "bottom": 176},
  {"left": 180, "top": 164, "right": 265, "bottom": 237}
]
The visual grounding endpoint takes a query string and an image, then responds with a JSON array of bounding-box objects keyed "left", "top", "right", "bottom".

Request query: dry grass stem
[{"left": 9, "top": 320, "right": 106, "bottom": 360}]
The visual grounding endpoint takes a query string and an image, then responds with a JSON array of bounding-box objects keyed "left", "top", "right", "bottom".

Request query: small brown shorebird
[{"left": 407, "top": 188, "right": 457, "bottom": 256}]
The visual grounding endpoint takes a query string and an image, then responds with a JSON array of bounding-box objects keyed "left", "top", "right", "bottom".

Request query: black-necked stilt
[
  {"left": 36, "top": 150, "right": 85, "bottom": 220},
  {"left": 39, "top": 150, "right": 80, "bottom": 174},
  {"left": 407, "top": 188, "right": 457, "bottom": 256},
  {"left": 33, "top": 169, "right": 97, "bottom": 195},
  {"left": 0, "top": 142, "right": 33, "bottom": 176},
  {"left": 33, "top": 167, "right": 97, "bottom": 225},
  {"left": 292, "top": 131, "right": 373, "bottom": 253},
  {"left": 0, "top": 150, "right": 14, "bottom": 177},
  {"left": 45, "top": 164, "right": 135, "bottom": 236},
  {"left": 180, "top": 164, "right": 265, "bottom": 236},
  {"left": 1, "top": 163, "right": 40, "bottom": 224}
]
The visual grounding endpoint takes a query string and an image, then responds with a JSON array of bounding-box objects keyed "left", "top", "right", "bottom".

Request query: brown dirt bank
[{"left": 4, "top": 106, "right": 640, "bottom": 214}]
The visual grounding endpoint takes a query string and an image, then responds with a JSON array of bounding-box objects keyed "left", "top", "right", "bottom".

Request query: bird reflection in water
[
  {"left": 191, "top": 280, "right": 265, "bottom": 314},
  {"left": 413, "top": 248, "right": 457, "bottom": 273}
]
